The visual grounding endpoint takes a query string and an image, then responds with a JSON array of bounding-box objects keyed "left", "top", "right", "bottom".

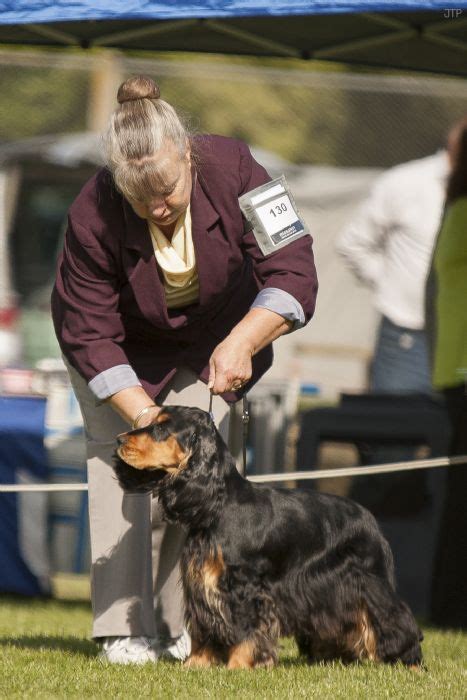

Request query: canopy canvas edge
[{"left": 1, "top": 2, "right": 466, "bottom": 26}]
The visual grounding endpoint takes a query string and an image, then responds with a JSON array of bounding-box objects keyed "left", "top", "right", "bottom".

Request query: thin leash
[
  {"left": 208, "top": 392, "right": 214, "bottom": 421},
  {"left": 208, "top": 391, "right": 250, "bottom": 474},
  {"left": 242, "top": 394, "right": 249, "bottom": 475}
]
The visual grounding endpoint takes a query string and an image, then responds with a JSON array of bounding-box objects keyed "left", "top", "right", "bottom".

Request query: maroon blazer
[{"left": 52, "top": 135, "right": 318, "bottom": 402}]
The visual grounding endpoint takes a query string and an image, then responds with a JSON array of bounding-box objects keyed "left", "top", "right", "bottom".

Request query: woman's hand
[
  {"left": 107, "top": 386, "right": 161, "bottom": 427},
  {"left": 208, "top": 307, "right": 293, "bottom": 395},
  {"left": 208, "top": 335, "right": 254, "bottom": 395}
]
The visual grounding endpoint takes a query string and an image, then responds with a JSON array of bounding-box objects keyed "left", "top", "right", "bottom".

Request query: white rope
[
  {"left": 0, "top": 455, "right": 465, "bottom": 492},
  {"left": 248, "top": 454, "right": 466, "bottom": 484},
  {"left": 0, "top": 482, "right": 88, "bottom": 493}
]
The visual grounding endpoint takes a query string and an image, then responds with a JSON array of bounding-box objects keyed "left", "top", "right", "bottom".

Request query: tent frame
[{"left": 19, "top": 13, "right": 467, "bottom": 65}]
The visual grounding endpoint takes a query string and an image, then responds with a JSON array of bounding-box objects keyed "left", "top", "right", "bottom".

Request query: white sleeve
[{"left": 335, "top": 176, "right": 391, "bottom": 288}]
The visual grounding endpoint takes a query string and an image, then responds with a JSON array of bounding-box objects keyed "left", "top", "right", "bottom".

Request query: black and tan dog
[{"left": 114, "top": 405, "right": 423, "bottom": 670}]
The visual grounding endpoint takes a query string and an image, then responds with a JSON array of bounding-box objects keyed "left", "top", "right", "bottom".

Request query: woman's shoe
[
  {"left": 99, "top": 636, "right": 159, "bottom": 664},
  {"left": 159, "top": 628, "right": 192, "bottom": 661}
]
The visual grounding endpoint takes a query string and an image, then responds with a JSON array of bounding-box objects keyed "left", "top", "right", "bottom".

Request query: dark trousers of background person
[
  {"left": 351, "top": 315, "right": 433, "bottom": 518},
  {"left": 430, "top": 383, "right": 467, "bottom": 628},
  {"left": 371, "top": 315, "right": 433, "bottom": 396}
]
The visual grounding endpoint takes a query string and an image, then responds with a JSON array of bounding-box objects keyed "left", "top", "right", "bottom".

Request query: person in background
[
  {"left": 429, "top": 116, "right": 467, "bottom": 628},
  {"left": 336, "top": 149, "right": 448, "bottom": 400},
  {"left": 335, "top": 146, "right": 449, "bottom": 516},
  {"left": 51, "top": 75, "right": 318, "bottom": 664}
]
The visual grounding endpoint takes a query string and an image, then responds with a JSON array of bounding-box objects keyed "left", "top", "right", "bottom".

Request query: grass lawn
[{"left": 0, "top": 582, "right": 466, "bottom": 699}]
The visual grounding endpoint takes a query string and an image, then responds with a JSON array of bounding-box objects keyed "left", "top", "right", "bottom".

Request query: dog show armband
[{"left": 239, "top": 176, "right": 310, "bottom": 256}]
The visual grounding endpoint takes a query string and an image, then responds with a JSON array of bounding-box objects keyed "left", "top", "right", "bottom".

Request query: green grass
[{"left": 0, "top": 593, "right": 466, "bottom": 699}]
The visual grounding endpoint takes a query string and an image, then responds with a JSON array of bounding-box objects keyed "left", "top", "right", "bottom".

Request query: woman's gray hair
[{"left": 104, "top": 75, "right": 191, "bottom": 202}]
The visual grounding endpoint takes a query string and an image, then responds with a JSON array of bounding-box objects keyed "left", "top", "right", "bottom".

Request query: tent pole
[
  {"left": 204, "top": 20, "right": 299, "bottom": 58},
  {"left": 92, "top": 19, "right": 196, "bottom": 47},
  {"left": 315, "top": 29, "right": 416, "bottom": 59},
  {"left": 87, "top": 51, "right": 123, "bottom": 133},
  {"left": 24, "top": 23, "right": 80, "bottom": 46}
]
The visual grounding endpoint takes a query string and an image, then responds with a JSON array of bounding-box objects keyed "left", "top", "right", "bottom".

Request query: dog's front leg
[
  {"left": 227, "top": 639, "right": 256, "bottom": 669},
  {"left": 184, "top": 639, "right": 222, "bottom": 668}
]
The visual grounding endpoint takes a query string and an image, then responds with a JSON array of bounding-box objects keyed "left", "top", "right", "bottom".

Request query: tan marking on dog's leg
[
  {"left": 184, "top": 646, "right": 220, "bottom": 668},
  {"left": 361, "top": 609, "right": 378, "bottom": 661},
  {"left": 227, "top": 639, "right": 256, "bottom": 670},
  {"left": 203, "top": 546, "right": 225, "bottom": 592},
  {"left": 185, "top": 556, "right": 198, "bottom": 586},
  {"left": 351, "top": 607, "right": 378, "bottom": 661}
]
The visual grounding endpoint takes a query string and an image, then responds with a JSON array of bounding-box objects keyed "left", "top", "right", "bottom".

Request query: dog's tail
[{"left": 362, "top": 572, "right": 423, "bottom": 666}]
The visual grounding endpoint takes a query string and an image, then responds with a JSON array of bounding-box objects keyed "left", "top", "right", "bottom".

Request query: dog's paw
[
  {"left": 254, "top": 655, "right": 276, "bottom": 669},
  {"left": 184, "top": 649, "right": 219, "bottom": 668}
]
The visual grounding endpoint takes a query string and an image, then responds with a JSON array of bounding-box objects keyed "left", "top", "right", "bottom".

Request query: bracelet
[{"left": 132, "top": 404, "right": 159, "bottom": 430}]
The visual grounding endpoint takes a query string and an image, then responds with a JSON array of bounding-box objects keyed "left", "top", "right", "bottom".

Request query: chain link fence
[{"left": 1, "top": 50, "right": 467, "bottom": 166}]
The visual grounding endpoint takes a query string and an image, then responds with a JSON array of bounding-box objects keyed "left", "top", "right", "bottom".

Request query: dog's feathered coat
[{"left": 114, "top": 405, "right": 422, "bottom": 669}]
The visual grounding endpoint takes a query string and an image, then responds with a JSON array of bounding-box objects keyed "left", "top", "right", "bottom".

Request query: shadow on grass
[{"left": 0, "top": 635, "right": 97, "bottom": 657}]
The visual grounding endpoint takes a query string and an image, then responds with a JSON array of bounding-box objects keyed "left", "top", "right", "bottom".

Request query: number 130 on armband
[
  {"left": 239, "top": 175, "right": 310, "bottom": 256},
  {"left": 270, "top": 202, "right": 288, "bottom": 217}
]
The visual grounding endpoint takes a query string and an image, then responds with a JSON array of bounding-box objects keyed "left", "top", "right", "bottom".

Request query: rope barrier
[
  {"left": 248, "top": 454, "right": 466, "bottom": 484},
  {"left": 0, "top": 454, "right": 465, "bottom": 492},
  {"left": 0, "top": 482, "right": 88, "bottom": 493}
]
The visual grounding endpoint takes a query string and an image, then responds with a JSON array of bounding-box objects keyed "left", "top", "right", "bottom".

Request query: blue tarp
[
  {"left": 0, "top": 396, "right": 49, "bottom": 596},
  {"left": 0, "top": 2, "right": 466, "bottom": 76},
  {"left": 0, "top": 1, "right": 461, "bottom": 24}
]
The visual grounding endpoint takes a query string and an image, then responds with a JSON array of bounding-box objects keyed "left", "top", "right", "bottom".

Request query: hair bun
[{"left": 117, "top": 75, "right": 161, "bottom": 104}]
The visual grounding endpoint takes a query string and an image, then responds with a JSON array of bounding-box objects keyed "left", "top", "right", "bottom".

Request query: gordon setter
[{"left": 114, "top": 405, "right": 423, "bottom": 670}]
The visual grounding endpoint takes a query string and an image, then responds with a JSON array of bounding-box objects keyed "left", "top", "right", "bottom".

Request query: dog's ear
[{"left": 189, "top": 430, "right": 198, "bottom": 449}]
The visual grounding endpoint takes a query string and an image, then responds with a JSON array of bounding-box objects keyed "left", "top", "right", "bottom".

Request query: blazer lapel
[
  {"left": 122, "top": 200, "right": 153, "bottom": 259},
  {"left": 121, "top": 200, "right": 169, "bottom": 325},
  {"left": 190, "top": 172, "right": 221, "bottom": 306}
]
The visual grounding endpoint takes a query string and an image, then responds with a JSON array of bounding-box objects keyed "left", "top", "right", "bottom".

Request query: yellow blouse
[{"left": 148, "top": 204, "right": 200, "bottom": 308}]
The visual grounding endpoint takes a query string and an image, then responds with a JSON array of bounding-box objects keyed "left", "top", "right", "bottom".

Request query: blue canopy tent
[{"left": 0, "top": 1, "right": 466, "bottom": 75}]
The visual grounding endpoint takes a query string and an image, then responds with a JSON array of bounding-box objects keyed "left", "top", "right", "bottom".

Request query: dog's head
[
  {"left": 115, "top": 404, "right": 241, "bottom": 527},
  {"left": 113, "top": 405, "right": 220, "bottom": 494}
]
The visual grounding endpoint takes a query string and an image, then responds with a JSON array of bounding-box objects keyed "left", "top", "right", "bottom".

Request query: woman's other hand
[
  {"left": 208, "top": 336, "right": 253, "bottom": 394},
  {"left": 208, "top": 307, "right": 292, "bottom": 395}
]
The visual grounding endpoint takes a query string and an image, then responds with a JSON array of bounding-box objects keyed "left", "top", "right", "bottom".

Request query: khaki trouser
[{"left": 66, "top": 362, "right": 231, "bottom": 640}]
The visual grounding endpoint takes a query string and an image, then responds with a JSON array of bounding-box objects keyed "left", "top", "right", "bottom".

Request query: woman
[
  {"left": 52, "top": 75, "right": 318, "bottom": 662},
  {"left": 430, "top": 116, "right": 467, "bottom": 628}
]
